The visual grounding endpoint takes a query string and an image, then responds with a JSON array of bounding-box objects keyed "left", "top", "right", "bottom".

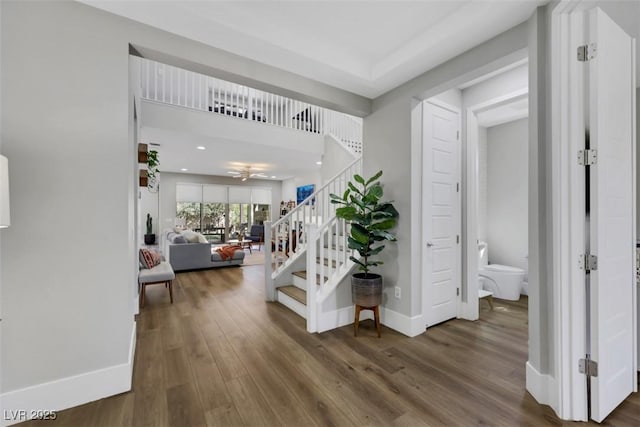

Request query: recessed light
[
  {"left": 196, "top": 146, "right": 206, "bottom": 150},
  {"left": 316, "top": 161, "right": 322, "bottom": 165},
  {"left": 181, "top": 168, "right": 188, "bottom": 172},
  {"left": 271, "top": 176, "right": 276, "bottom": 179}
]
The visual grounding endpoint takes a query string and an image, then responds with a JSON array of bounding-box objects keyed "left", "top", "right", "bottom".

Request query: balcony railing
[{"left": 139, "top": 58, "right": 362, "bottom": 153}]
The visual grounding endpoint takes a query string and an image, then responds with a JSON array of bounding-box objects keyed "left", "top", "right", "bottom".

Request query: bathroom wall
[
  {"left": 487, "top": 118, "right": 528, "bottom": 270},
  {"left": 477, "top": 126, "right": 488, "bottom": 242}
]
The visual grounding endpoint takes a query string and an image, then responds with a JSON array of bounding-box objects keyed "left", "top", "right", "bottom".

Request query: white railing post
[
  {"left": 306, "top": 223, "right": 318, "bottom": 333},
  {"left": 264, "top": 221, "right": 275, "bottom": 301}
]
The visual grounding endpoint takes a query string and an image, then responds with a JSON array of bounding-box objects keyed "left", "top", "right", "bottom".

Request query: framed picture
[{"left": 296, "top": 184, "right": 315, "bottom": 205}]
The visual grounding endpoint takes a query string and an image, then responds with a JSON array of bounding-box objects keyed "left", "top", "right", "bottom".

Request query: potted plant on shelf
[
  {"left": 330, "top": 170, "right": 399, "bottom": 307},
  {"left": 144, "top": 213, "right": 156, "bottom": 245},
  {"left": 147, "top": 150, "right": 159, "bottom": 192}
]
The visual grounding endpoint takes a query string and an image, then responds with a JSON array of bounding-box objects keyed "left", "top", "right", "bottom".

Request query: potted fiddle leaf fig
[
  {"left": 330, "top": 170, "right": 399, "bottom": 307},
  {"left": 144, "top": 213, "right": 156, "bottom": 245}
]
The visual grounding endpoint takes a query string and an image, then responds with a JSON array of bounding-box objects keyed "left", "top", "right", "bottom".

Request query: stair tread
[{"left": 277, "top": 285, "right": 306, "bottom": 305}]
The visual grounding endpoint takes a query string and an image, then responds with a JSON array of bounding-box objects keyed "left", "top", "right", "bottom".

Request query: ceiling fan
[{"left": 227, "top": 166, "right": 267, "bottom": 181}]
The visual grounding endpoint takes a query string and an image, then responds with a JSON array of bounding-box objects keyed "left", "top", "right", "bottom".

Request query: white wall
[
  {"left": 462, "top": 63, "right": 528, "bottom": 108},
  {"left": 486, "top": 118, "right": 529, "bottom": 270},
  {"left": 431, "top": 88, "right": 462, "bottom": 109},
  {"left": 140, "top": 188, "right": 159, "bottom": 238},
  {"left": 477, "top": 127, "right": 488, "bottom": 242},
  {"left": 1, "top": 0, "right": 135, "bottom": 396},
  {"left": 320, "top": 135, "right": 357, "bottom": 185}
]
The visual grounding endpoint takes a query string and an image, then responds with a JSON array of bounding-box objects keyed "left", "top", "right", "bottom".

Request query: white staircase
[{"left": 264, "top": 158, "right": 362, "bottom": 333}]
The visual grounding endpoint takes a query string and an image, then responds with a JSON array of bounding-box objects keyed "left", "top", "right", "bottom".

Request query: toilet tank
[{"left": 478, "top": 241, "right": 488, "bottom": 266}]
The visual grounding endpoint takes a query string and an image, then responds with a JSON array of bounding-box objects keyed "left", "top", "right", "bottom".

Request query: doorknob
[{"left": 426, "top": 242, "right": 434, "bottom": 247}]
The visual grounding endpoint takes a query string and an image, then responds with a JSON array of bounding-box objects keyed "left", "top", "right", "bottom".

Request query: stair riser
[
  {"left": 292, "top": 274, "right": 307, "bottom": 290},
  {"left": 277, "top": 290, "right": 307, "bottom": 319}
]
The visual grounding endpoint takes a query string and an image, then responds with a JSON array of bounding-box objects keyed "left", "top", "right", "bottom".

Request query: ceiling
[
  {"left": 81, "top": 0, "right": 548, "bottom": 98},
  {"left": 142, "top": 126, "right": 323, "bottom": 181}
]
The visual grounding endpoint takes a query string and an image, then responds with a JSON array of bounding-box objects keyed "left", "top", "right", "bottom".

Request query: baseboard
[
  {"left": 380, "top": 307, "right": 425, "bottom": 337},
  {"left": 526, "top": 361, "right": 559, "bottom": 414},
  {"left": 1, "top": 322, "right": 136, "bottom": 427},
  {"left": 133, "top": 294, "right": 139, "bottom": 316},
  {"left": 318, "top": 305, "right": 373, "bottom": 333}
]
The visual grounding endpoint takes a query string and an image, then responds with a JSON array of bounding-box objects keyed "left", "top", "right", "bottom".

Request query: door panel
[
  {"left": 423, "top": 102, "right": 461, "bottom": 327},
  {"left": 588, "top": 7, "right": 635, "bottom": 423}
]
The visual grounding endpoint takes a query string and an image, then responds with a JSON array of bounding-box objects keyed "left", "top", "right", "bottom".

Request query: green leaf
[
  {"left": 350, "top": 224, "right": 370, "bottom": 244},
  {"left": 371, "top": 218, "right": 397, "bottom": 230},
  {"left": 371, "top": 230, "right": 397, "bottom": 241},
  {"left": 368, "top": 184, "right": 383, "bottom": 199},
  {"left": 369, "top": 245, "right": 385, "bottom": 256},
  {"left": 375, "top": 203, "right": 399, "bottom": 218},
  {"left": 336, "top": 206, "right": 356, "bottom": 220},
  {"left": 347, "top": 237, "right": 367, "bottom": 252},
  {"left": 342, "top": 188, "right": 351, "bottom": 201},
  {"left": 348, "top": 182, "right": 362, "bottom": 195},
  {"left": 350, "top": 256, "right": 366, "bottom": 269},
  {"left": 353, "top": 174, "right": 365, "bottom": 185},
  {"left": 365, "top": 170, "right": 383, "bottom": 186}
]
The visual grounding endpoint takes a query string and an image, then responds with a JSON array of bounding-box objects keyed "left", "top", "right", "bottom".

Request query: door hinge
[
  {"left": 579, "top": 358, "right": 598, "bottom": 377},
  {"left": 579, "top": 254, "right": 598, "bottom": 272},
  {"left": 456, "top": 235, "right": 459, "bottom": 244},
  {"left": 577, "top": 149, "right": 598, "bottom": 166},
  {"left": 456, "top": 182, "right": 460, "bottom": 193},
  {"left": 456, "top": 288, "right": 460, "bottom": 296},
  {"left": 577, "top": 43, "right": 597, "bottom": 62},
  {"left": 456, "top": 130, "right": 460, "bottom": 140}
]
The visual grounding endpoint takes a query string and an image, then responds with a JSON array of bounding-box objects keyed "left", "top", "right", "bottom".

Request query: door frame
[
  {"left": 551, "top": 0, "right": 638, "bottom": 420},
  {"left": 462, "top": 88, "right": 530, "bottom": 322},
  {"left": 419, "top": 98, "right": 463, "bottom": 326}
]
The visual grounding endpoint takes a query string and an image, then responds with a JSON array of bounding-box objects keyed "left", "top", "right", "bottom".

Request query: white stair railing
[
  {"left": 140, "top": 58, "right": 362, "bottom": 152},
  {"left": 264, "top": 157, "right": 361, "bottom": 301}
]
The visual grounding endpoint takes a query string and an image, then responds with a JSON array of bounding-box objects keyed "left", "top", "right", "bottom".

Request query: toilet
[{"left": 478, "top": 241, "right": 525, "bottom": 301}]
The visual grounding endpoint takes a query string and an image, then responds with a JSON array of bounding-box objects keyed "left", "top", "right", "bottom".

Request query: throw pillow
[
  {"left": 172, "top": 235, "right": 187, "bottom": 244},
  {"left": 139, "top": 249, "right": 155, "bottom": 269},
  {"left": 149, "top": 250, "right": 162, "bottom": 267},
  {"left": 216, "top": 245, "right": 242, "bottom": 261},
  {"left": 182, "top": 230, "right": 200, "bottom": 243},
  {"left": 196, "top": 233, "right": 208, "bottom": 244}
]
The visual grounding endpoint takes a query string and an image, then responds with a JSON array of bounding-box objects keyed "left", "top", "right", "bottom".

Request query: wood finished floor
[{"left": 21, "top": 264, "right": 640, "bottom": 426}]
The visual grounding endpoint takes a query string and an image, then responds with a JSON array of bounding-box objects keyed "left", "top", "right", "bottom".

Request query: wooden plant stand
[{"left": 354, "top": 304, "right": 381, "bottom": 338}]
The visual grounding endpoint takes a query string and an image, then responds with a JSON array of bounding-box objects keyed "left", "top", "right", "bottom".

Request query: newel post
[
  {"left": 306, "top": 223, "right": 318, "bottom": 333},
  {"left": 264, "top": 221, "right": 275, "bottom": 301}
]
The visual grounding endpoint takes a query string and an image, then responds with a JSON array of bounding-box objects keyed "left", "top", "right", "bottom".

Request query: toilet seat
[{"left": 481, "top": 264, "right": 525, "bottom": 274}]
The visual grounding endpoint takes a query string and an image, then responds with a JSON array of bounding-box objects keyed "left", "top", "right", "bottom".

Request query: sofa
[{"left": 163, "top": 229, "right": 245, "bottom": 271}]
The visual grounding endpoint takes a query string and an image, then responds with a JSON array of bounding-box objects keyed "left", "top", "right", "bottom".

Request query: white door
[
  {"left": 587, "top": 7, "right": 636, "bottom": 423},
  {"left": 423, "top": 101, "right": 461, "bottom": 327}
]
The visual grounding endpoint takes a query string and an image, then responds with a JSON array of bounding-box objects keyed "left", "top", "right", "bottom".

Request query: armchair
[{"left": 245, "top": 225, "right": 264, "bottom": 250}]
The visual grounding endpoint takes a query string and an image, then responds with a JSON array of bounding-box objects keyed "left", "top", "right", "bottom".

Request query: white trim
[
  {"left": 461, "top": 88, "right": 529, "bottom": 322},
  {"left": 1, "top": 322, "right": 136, "bottom": 427},
  {"left": 276, "top": 290, "right": 307, "bottom": 319},
  {"left": 550, "top": 1, "right": 590, "bottom": 421},
  {"left": 526, "top": 361, "right": 559, "bottom": 414},
  {"left": 420, "top": 100, "right": 463, "bottom": 325},
  {"left": 133, "top": 294, "right": 139, "bottom": 316},
  {"left": 381, "top": 307, "right": 425, "bottom": 337},
  {"left": 318, "top": 305, "right": 372, "bottom": 333}
]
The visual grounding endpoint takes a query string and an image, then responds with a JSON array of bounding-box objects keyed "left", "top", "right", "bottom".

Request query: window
[{"left": 175, "top": 183, "right": 272, "bottom": 243}]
